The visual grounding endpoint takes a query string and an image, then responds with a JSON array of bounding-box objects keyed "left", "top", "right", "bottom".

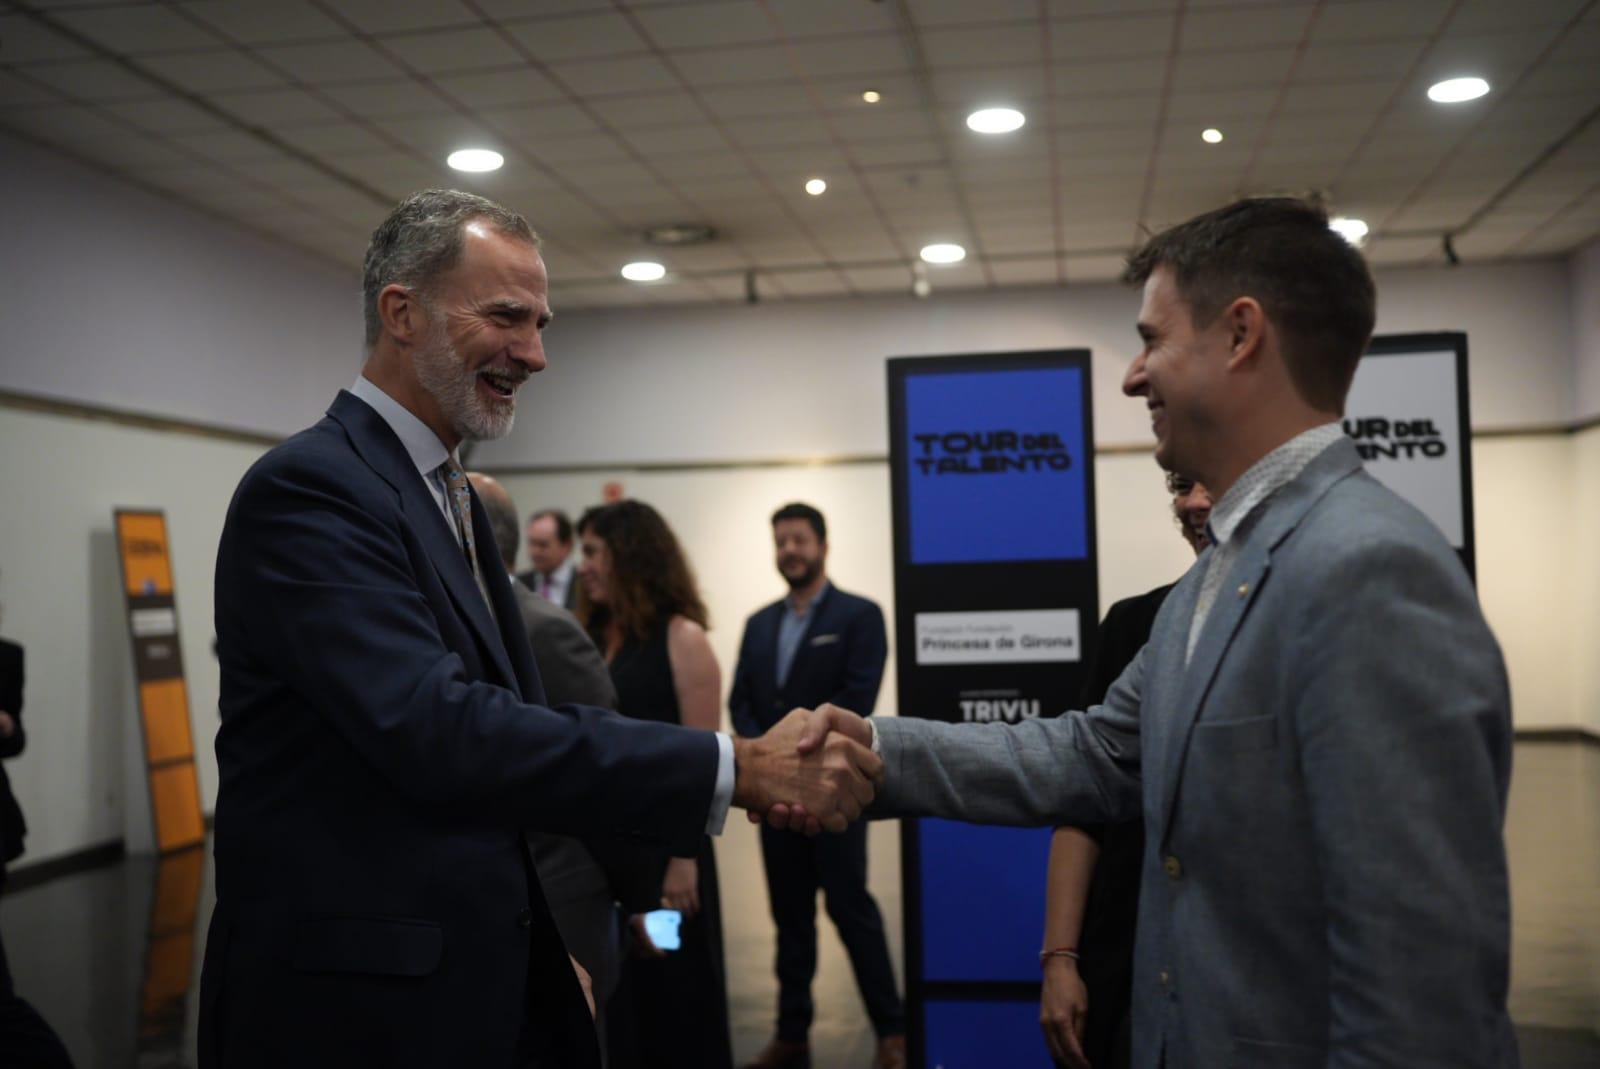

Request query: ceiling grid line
[
  {"left": 612, "top": 0, "right": 860, "bottom": 299},
  {"left": 1236, "top": 1, "right": 1327, "bottom": 196},
  {"left": 1375, "top": 0, "right": 1598, "bottom": 236},
  {"left": 1132, "top": 0, "right": 1189, "bottom": 241}
]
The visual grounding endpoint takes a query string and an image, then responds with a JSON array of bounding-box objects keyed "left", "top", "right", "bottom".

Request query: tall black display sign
[{"left": 887, "top": 350, "right": 1098, "bottom": 1068}]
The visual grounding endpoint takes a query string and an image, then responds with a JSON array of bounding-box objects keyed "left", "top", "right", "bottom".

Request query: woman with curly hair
[{"left": 576, "top": 500, "right": 733, "bottom": 1069}]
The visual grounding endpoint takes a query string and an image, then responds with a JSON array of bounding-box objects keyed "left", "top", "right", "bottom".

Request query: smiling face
[
  {"left": 1122, "top": 265, "right": 1232, "bottom": 481},
  {"left": 576, "top": 530, "right": 612, "bottom": 605},
  {"left": 773, "top": 517, "right": 826, "bottom": 591},
  {"left": 1168, "top": 473, "right": 1214, "bottom": 554},
  {"left": 409, "top": 222, "right": 550, "bottom": 447}
]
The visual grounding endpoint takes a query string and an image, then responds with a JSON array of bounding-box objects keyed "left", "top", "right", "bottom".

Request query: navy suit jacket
[
  {"left": 729, "top": 584, "right": 887, "bottom": 738},
  {"left": 200, "top": 391, "right": 720, "bottom": 1068}
]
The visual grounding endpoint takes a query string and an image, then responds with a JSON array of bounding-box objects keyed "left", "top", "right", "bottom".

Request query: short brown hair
[
  {"left": 576, "top": 500, "right": 708, "bottom": 644},
  {"left": 1124, "top": 197, "right": 1376, "bottom": 412}
]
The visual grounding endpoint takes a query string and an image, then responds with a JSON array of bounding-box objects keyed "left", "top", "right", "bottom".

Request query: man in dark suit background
[
  {"left": 0, "top": 630, "right": 74, "bottom": 1067},
  {"left": 472, "top": 471, "right": 635, "bottom": 1067},
  {"left": 519, "top": 508, "right": 580, "bottom": 610},
  {"left": 202, "top": 191, "right": 882, "bottom": 1069},
  {"left": 730, "top": 504, "right": 905, "bottom": 1069}
]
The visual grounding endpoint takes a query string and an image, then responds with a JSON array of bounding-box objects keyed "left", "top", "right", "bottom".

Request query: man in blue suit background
[
  {"left": 731, "top": 504, "right": 905, "bottom": 1069},
  {"left": 201, "top": 192, "right": 882, "bottom": 1069}
]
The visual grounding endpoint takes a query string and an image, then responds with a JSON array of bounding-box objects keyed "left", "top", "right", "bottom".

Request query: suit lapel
[
  {"left": 1151, "top": 436, "right": 1367, "bottom": 842},
  {"left": 328, "top": 391, "right": 519, "bottom": 692},
  {"left": 1153, "top": 542, "right": 1271, "bottom": 841}
]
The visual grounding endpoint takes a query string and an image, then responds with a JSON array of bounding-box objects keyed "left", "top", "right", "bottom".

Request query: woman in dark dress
[{"left": 576, "top": 501, "right": 734, "bottom": 1069}]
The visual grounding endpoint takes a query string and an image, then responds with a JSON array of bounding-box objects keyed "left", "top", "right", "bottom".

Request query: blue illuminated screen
[{"left": 905, "top": 366, "right": 1088, "bottom": 564}]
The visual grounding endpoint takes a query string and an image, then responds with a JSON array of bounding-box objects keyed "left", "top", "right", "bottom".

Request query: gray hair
[{"left": 361, "top": 189, "right": 539, "bottom": 350}]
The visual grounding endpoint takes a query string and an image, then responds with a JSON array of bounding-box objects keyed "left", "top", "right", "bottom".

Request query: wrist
[{"left": 1039, "top": 946, "right": 1080, "bottom": 969}]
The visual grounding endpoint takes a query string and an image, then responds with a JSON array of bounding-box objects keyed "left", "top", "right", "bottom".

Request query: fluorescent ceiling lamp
[
  {"left": 621, "top": 261, "right": 666, "bottom": 282},
  {"left": 966, "top": 107, "right": 1025, "bottom": 134},
  {"left": 446, "top": 148, "right": 504, "bottom": 173},
  {"left": 1427, "top": 76, "right": 1489, "bottom": 103},
  {"left": 862, "top": 89, "right": 882, "bottom": 103},
  {"left": 1329, "top": 217, "right": 1369, "bottom": 246},
  {"left": 920, "top": 243, "right": 967, "bottom": 265},
  {"left": 805, "top": 178, "right": 827, "bottom": 196},
  {"left": 1202, "top": 127, "right": 1224, "bottom": 144}
]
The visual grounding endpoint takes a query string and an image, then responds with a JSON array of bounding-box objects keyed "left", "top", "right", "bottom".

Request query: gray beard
[{"left": 414, "top": 327, "right": 515, "bottom": 442}]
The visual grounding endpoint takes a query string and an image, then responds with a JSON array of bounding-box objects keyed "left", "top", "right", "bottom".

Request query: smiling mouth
[{"left": 479, "top": 370, "right": 524, "bottom": 399}]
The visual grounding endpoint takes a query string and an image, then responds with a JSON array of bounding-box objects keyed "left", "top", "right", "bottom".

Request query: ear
[
  {"left": 1223, "top": 296, "right": 1267, "bottom": 372},
  {"left": 377, "top": 283, "right": 426, "bottom": 347}
]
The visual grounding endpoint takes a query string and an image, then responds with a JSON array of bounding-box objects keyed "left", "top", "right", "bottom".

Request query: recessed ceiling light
[
  {"left": 805, "top": 177, "right": 827, "bottom": 196},
  {"left": 1202, "top": 127, "right": 1224, "bottom": 144},
  {"left": 1329, "top": 217, "right": 1369, "bottom": 246},
  {"left": 966, "top": 107, "right": 1025, "bottom": 134},
  {"left": 862, "top": 89, "right": 882, "bottom": 104},
  {"left": 446, "top": 148, "right": 503, "bottom": 173},
  {"left": 1427, "top": 76, "right": 1490, "bottom": 103},
  {"left": 920, "top": 243, "right": 967, "bottom": 265},
  {"left": 621, "top": 261, "right": 666, "bottom": 282}
]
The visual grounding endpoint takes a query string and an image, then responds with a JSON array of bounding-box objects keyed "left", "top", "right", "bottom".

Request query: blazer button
[
  {"left": 1158, "top": 969, "right": 1172, "bottom": 987},
  {"left": 1163, "top": 855, "right": 1183, "bottom": 880},
  {"left": 516, "top": 908, "right": 533, "bottom": 928}
]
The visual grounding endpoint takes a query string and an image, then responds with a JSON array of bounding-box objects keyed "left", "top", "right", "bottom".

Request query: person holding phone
[{"left": 577, "top": 501, "right": 734, "bottom": 1069}]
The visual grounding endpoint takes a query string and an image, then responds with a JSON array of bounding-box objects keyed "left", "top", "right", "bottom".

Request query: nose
[
  {"left": 1122, "top": 350, "right": 1148, "bottom": 397},
  {"left": 511, "top": 326, "right": 547, "bottom": 374}
]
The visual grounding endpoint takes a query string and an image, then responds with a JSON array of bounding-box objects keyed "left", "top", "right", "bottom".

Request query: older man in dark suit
[
  {"left": 731, "top": 503, "right": 904, "bottom": 1069},
  {"left": 202, "top": 190, "right": 882, "bottom": 1069}
]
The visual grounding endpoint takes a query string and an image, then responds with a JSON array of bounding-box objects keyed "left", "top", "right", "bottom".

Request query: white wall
[
  {"left": 1574, "top": 427, "right": 1600, "bottom": 736},
  {"left": 0, "top": 406, "right": 265, "bottom": 866},
  {"left": 0, "top": 131, "right": 358, "bottom": 437}
]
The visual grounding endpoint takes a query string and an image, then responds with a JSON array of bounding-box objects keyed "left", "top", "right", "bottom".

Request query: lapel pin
[{"left": 1237, "top": 583, "right": 1250, "bottom": 598}]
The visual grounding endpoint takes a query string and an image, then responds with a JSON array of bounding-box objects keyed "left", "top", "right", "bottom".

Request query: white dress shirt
[
  {"left": 347, "top": 376, "right": 735, "bottom": 834},
  {"left": 1186, "top": 422, "right": 1346, "bottom": 661}
]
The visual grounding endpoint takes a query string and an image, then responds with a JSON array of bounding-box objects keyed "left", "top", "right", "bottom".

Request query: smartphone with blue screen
[{"left": 642, "top": 908, "right": 681, "bottom": 951}]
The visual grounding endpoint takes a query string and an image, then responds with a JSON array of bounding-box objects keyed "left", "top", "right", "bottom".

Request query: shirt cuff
[
  {"left": 705, "top": 732, "right": 735, "bottom": 835},
  {"left": 869, "top": 717, "right": 882, "bottom": 755}
]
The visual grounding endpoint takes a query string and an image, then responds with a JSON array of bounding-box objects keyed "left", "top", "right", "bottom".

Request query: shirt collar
[
  {"left": 349, "top": 374, "right": 453, "bottom": 480},
  {"left": 1207, "top": 423, "right": 1344, "bottom": 547},
  {"left": 787, "top": 579, "right": 831, "bottom": 617}
]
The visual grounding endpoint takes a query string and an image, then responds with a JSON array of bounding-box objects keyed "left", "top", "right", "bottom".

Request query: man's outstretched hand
[
  {"left": 741, "top": 704, "right": 878, "bottom": 836},
  {"left": 733, "top": 706, "right": 882, "bottom": 834}
]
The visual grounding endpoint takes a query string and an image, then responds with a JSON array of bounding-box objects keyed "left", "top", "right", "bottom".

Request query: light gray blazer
[{"left": 876, "top": 438, "right": 1516, "bottom": 1068}]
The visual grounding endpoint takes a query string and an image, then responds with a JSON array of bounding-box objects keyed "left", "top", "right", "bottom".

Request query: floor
[{"left": 3, "top": 740, "right": 1596, "bottom": 1068}]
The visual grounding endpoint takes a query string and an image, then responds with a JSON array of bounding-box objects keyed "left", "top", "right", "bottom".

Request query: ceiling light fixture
[
  {"left": 1329, "top": 217, "right": 1369, "bottom": 246},
  {"left": 1427, "top": 76, "right": 1490, "bottom": 103},
  {"left": 966, "top": 107, "right": 1025, "bottom": 134},
  {"left": 862, "top": 89, "right": 882, "bottom": 103},
  {"left": 446, "top": 148, "right": 504, "bottom": 173},
  {"left": 1202, "top": 127, "right": 1224, "bottom": 144},
  {"left": 805, "top": 177, "right": 827, "bottom": 196},
  {"left": 621, "top": 261, "right": 666, "bottom": 282},
  {"left": 920, "top": 243, "right": 967, "bottom": 265}
]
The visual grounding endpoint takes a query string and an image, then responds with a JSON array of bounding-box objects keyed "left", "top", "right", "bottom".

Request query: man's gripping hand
[
  {"left": 746, "top": 704, "right": 878, "bottom": 835},
  {"left": 732, "top": 706, "right": 882, "bottom": 834}
]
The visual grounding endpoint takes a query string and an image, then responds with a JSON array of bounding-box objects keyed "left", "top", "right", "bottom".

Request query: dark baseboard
[
  {"left": 5, "top": 813, "right": 213, "bottom": 894},
  {"left": 6, "top": 839, "right": 125, "bottom": 893},
  {"left": 1514, "top": 727, "right": 1600, "bottom": 745}
]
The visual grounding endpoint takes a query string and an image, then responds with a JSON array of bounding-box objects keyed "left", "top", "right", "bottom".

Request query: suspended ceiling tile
[
  {"left": 430, "top": 66, "right": 566, "bottom": 109},
  {"left": 321, "top": 0, "right": 480, "bottom": 36},
  {"left": 544, "top": 55, "right": 680, "bottom": 96},
  {"left": 0, "top": 12, "right": 97, "bottom": 63},
  {"left": 178, "top": 0, "right": 349, "bottom": 46},
  {"left": 50, "top": 5, "right": 224, "bottom": 54},
  {"left": 632, "top": 1, "right": 777, "bottom": 50},
  {"left": 376, "top": 27, "right": 527, "bottom": 76},
  {"left": 501, "top": 12, "right": 651, "bottom": 63},
  {"left": 255, "top": 40, "right": 404, "bottom": 85}
]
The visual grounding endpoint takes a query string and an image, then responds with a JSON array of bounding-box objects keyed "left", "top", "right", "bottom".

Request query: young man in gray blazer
[{"left": 779, "top": 198, "right": 1516, "bottom": 1068}]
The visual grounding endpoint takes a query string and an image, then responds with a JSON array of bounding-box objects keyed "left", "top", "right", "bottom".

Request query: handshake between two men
[{"left": 731, "top": 704, "right": 878, "bottom": 835}]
